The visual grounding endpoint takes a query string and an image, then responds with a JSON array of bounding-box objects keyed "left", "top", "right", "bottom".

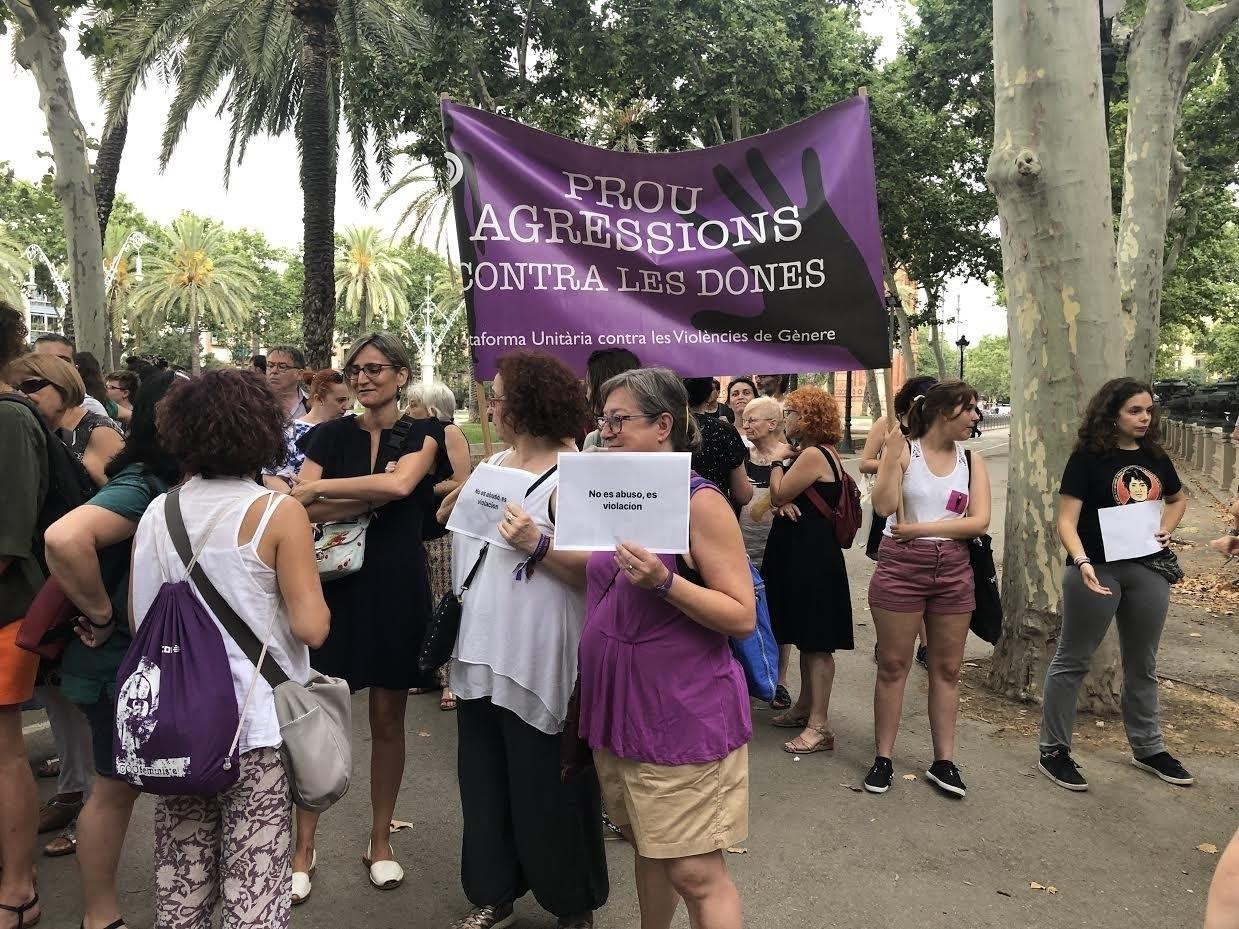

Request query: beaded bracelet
[{"left": 513, "top": 533, "right": 552, "bottom": 582}]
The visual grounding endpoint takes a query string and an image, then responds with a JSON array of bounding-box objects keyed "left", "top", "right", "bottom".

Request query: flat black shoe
[
  {"left": 863, "top": 756, "right": 893, "bottom": 794},
  {"left": 926, "top": 760, "right": 967, "bottom": 797},
  {"left": 1132, "top": 752, "right": 1194, "bottom": 786}
]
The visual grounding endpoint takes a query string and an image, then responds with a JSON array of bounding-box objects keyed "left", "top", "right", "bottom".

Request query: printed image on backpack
[
  {"left": 114, "top": 658, "right": 186, "bottom": 782},
  {"left": 112, "top": 577, "right": 242, "bottom": 796}
]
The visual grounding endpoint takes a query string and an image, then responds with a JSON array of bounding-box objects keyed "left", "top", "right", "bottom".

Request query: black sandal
[
  {"left": 0, "top": 894, "right": 40, "bottom": 929},
  {"left": 80, "top": 920, "right": 126, "bottom": 929},
  {"left": 769, "top": 685, "right": 792, "bottom": 710}
]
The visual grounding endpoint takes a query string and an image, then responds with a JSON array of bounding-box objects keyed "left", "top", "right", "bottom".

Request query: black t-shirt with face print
[{"left": 1059, "top": 446, "right": 1181, "bottom": 563}]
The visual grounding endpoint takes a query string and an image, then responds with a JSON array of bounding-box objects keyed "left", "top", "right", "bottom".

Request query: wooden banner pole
[{"left": 475, "top": 379, "right": 495, "bottom": 456}]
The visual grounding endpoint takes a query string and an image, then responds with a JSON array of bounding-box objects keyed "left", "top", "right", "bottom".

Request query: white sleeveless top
[
  {"left": 131, "top": 476, "right": 312, "bottom": 755},
  {"left": 450, "top": 451, "right": 585, "bottom": 735},
  {"left": 884, "top": 439, "right": 972, "bottom": 541}
]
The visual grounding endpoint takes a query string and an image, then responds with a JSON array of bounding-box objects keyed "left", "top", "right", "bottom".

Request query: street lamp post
[
  {"left": 105, "top": 231, "right": 147, "bottom": 291},
  {"left": 956, "top": 334, "right": 970, "bottom": 380}
]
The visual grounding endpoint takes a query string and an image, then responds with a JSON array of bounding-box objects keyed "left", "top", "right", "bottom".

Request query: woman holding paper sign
[
  {"left": 442, "top": 352, "right": 607, "bottom": 929},
  {"left": 580, "top": 367, "right": 755, "bottom": 929},
  {"left": 1038, "top": 377, "right": 1191, "bottom": 793},
  {"left": 867, "top": 381, "right": 989, "bottom": 798}
]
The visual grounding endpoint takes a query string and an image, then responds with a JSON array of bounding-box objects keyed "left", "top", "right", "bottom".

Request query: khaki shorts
[{"left": 594, "top": 744, "right": 749, "bottom": 859}]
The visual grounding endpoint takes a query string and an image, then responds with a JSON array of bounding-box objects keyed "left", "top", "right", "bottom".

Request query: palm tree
[
  {"left": 0, "top": 228, "right": 25, "bottom": 308},
  {"left": 102, "top": 0, "right": 428, "bottom": 367},
  {"left": 130, "top": 215, "right": 258, "bottom": 375},
  {"left": 376, "top": 156, "right": 456, "bottom": 254},
  {"left": 335, "top": 226, "right": 412, "bottom": 331}
]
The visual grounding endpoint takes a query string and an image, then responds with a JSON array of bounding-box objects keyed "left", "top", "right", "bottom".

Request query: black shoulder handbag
[
  {"left": 417, "top": 464, "right": 559, "bottom": 674},
  {"left": 963, "top": 450, "right": 1003, "bottom": 645}
]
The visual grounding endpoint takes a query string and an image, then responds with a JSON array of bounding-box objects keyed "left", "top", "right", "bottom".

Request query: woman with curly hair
[
  {"left": 761, "top": 385, "right": 854, "bottom": 755},
  {"left": 290, "top": 333, "right": 442, "bottom": 896},
  {"left": 129, "top": 368, "right": 329, "bottom": 929},
  {"left": 867, "top": 381, "right": 989, "bottom": 797},
  {"left": 1037, "top": 377, "right": 1190, "bottom": 792},
  {"left": 438, "top": 352, "right": 607, "bottom": 929}
]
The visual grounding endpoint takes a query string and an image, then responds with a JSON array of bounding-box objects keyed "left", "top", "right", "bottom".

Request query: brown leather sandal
[{"left": 782, "top": 725, "right": 835, "bottom": 754}]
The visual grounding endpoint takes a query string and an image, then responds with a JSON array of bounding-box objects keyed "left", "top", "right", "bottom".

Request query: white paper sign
[
  {"left": 445, "top": 462, "right": 534, "bottom": 550},
  {"left": 554, "top": 452, "right": 692, "bottom": 554},
  {"left": 1097, "top": 499, "right": 1164, "bottom": 562}
]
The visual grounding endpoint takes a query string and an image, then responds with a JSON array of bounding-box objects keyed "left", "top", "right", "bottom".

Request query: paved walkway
[{"left": 30, "top": 431, "right": 1238, "bottom": 929}]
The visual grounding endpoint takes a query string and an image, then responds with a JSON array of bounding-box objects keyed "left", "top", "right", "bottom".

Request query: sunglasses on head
[{"left": 17, "top": 378, "right": 50, "bottom": 395}]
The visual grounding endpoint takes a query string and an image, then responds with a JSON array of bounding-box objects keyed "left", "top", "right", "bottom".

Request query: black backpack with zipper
[{"left": 0, "top": 393, "right": 95, "bottom": 571}]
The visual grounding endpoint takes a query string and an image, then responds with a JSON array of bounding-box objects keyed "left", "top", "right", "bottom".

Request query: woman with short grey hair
[
  {"left": 406, "top": 381, "right": 473, "bottom": 710},
  {"left": 579, "top": 366, "right": 753, "bottom": 929}
]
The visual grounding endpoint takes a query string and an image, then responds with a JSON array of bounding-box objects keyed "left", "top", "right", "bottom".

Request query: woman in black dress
[
  {"left": 291, "top": 332, "right": 441, "bottom": 896},
  {"left": 762, "top": 385, "right": 853, "bottom": 755}
]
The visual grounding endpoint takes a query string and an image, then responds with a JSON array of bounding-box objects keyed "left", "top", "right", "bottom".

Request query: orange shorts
[{"left": 0, "top": 621, "right": 39, "bottom": 707}]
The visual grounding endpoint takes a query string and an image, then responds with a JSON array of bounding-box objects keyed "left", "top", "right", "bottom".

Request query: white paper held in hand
[
  {"left": 554, "top": 452, "right": 692, "bottom": 554},
  {"left": 1097, "top": 499, "right": 1164, "bottom": 562},
  {"left": 445, "top": 462, "right": 534, "bottom": 550}
]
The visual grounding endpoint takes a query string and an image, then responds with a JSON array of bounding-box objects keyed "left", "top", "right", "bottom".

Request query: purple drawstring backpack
[{"left": 112, "top": 489, "right": 242, "bottom": 795}]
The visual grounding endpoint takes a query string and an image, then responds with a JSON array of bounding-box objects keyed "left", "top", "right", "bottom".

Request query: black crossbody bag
[
  {"left": 963, "top": 450, "right": 1003, "bottom": 645},
  {"left": 417, "top": 464, "right": 559, "bottom": 674}
]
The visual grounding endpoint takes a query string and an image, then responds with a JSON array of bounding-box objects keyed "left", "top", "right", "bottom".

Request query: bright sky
[{"left": 0, "top": 0, "right": 1005, "bottom": 340}]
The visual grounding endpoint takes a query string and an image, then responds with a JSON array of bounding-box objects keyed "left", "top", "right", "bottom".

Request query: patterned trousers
[{"left": 154, "top": 747, "right": 291, "bottom": 929}]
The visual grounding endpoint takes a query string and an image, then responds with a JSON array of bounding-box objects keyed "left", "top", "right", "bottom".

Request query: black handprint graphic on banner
[{"left": 683, "top": 147, "right": 889, "bottom": 369}]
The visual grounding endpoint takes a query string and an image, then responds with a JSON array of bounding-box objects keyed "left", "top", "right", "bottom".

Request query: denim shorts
[{"left": 868, "top": 537, "right": 975, "bottom": 615}]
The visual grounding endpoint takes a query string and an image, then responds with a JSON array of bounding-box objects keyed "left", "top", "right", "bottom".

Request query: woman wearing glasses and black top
[{"left": 290, "top": 332, "right": 442, "bottom": 897}]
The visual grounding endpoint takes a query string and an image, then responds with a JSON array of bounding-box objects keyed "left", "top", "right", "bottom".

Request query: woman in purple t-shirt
[{"left": 578, "top": 367, "right": 755, "bottom": 929}]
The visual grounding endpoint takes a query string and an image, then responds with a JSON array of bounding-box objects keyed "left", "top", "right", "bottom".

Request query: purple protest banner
[{"left": 442, "top": 97, "right": 890, "bottom": 379}]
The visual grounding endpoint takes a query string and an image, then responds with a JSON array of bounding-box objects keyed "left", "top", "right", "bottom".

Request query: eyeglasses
[
  {"left": 17, "top": 378, "right": 50, "bottom": 395},
  {"left": 267, "top": 362, "right": 301, "bottom": 372},
  {"left": 344, "top": 363, "right": 400, "bottom": 380},
  {"left": 597, "top": 412, "right": 661, "bottom": 434},
  {"left": 485, "top": 394, "right": 505, "bottom": 407}
]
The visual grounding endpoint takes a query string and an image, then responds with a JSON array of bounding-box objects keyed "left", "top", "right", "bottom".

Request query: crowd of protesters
[{"left": 0, "top": 298, "right": 1227, "bottom": 929}]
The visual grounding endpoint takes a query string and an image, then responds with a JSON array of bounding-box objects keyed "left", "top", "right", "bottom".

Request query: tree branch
[
  {"left": 1191, "top": 0, "right": 1239, "bottom": 49},
  {"left": 467, "top": 57, "right": 497, "bottom": 111},
  {"left": 517, "top": 0, "right": 536, "bottom": 86},
  {"left": 1162, "top": 200, "right": 1200, "bottom": 277}
]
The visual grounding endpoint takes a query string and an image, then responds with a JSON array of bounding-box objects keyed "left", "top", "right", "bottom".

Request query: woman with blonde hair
[
  {"left": 761, "top": 386, "right": 854, "bottom": 754},
  {"left": 10, "top": 353, "right": 123, "bottom": 487}
]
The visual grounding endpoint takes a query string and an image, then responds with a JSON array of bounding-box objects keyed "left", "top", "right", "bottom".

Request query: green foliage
[
  {"left": 0, "top": 226, "right": 25, "bottom": 306},
  {"left": 335, "top": 226, "right": 413, "bottom": 331},
  {"left": 129, "top": 213, "right": 259, "bottom": 372},
  {"left": 102, "top": 0, "right": 428, "bottom": 199},
  {"left": 963, "top": 334, "right": 1011, "bottom": 402}
]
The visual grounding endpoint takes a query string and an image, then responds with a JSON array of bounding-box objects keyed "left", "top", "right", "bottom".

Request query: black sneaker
[
  {"left": 926, "top": 760, "right": 967, "bottom": 797},
  {"left": 1132, "top": 752, "right": 1195, "bottom": 786},
  {"left": 915, "top": 644, "right": 928, "bottom": 668},
  {"left": 863, "top": 756, "right": 893, "bottom": 794},
  {"left": 1038, "top": 747, "right": 1088, "bottom": 791}
]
